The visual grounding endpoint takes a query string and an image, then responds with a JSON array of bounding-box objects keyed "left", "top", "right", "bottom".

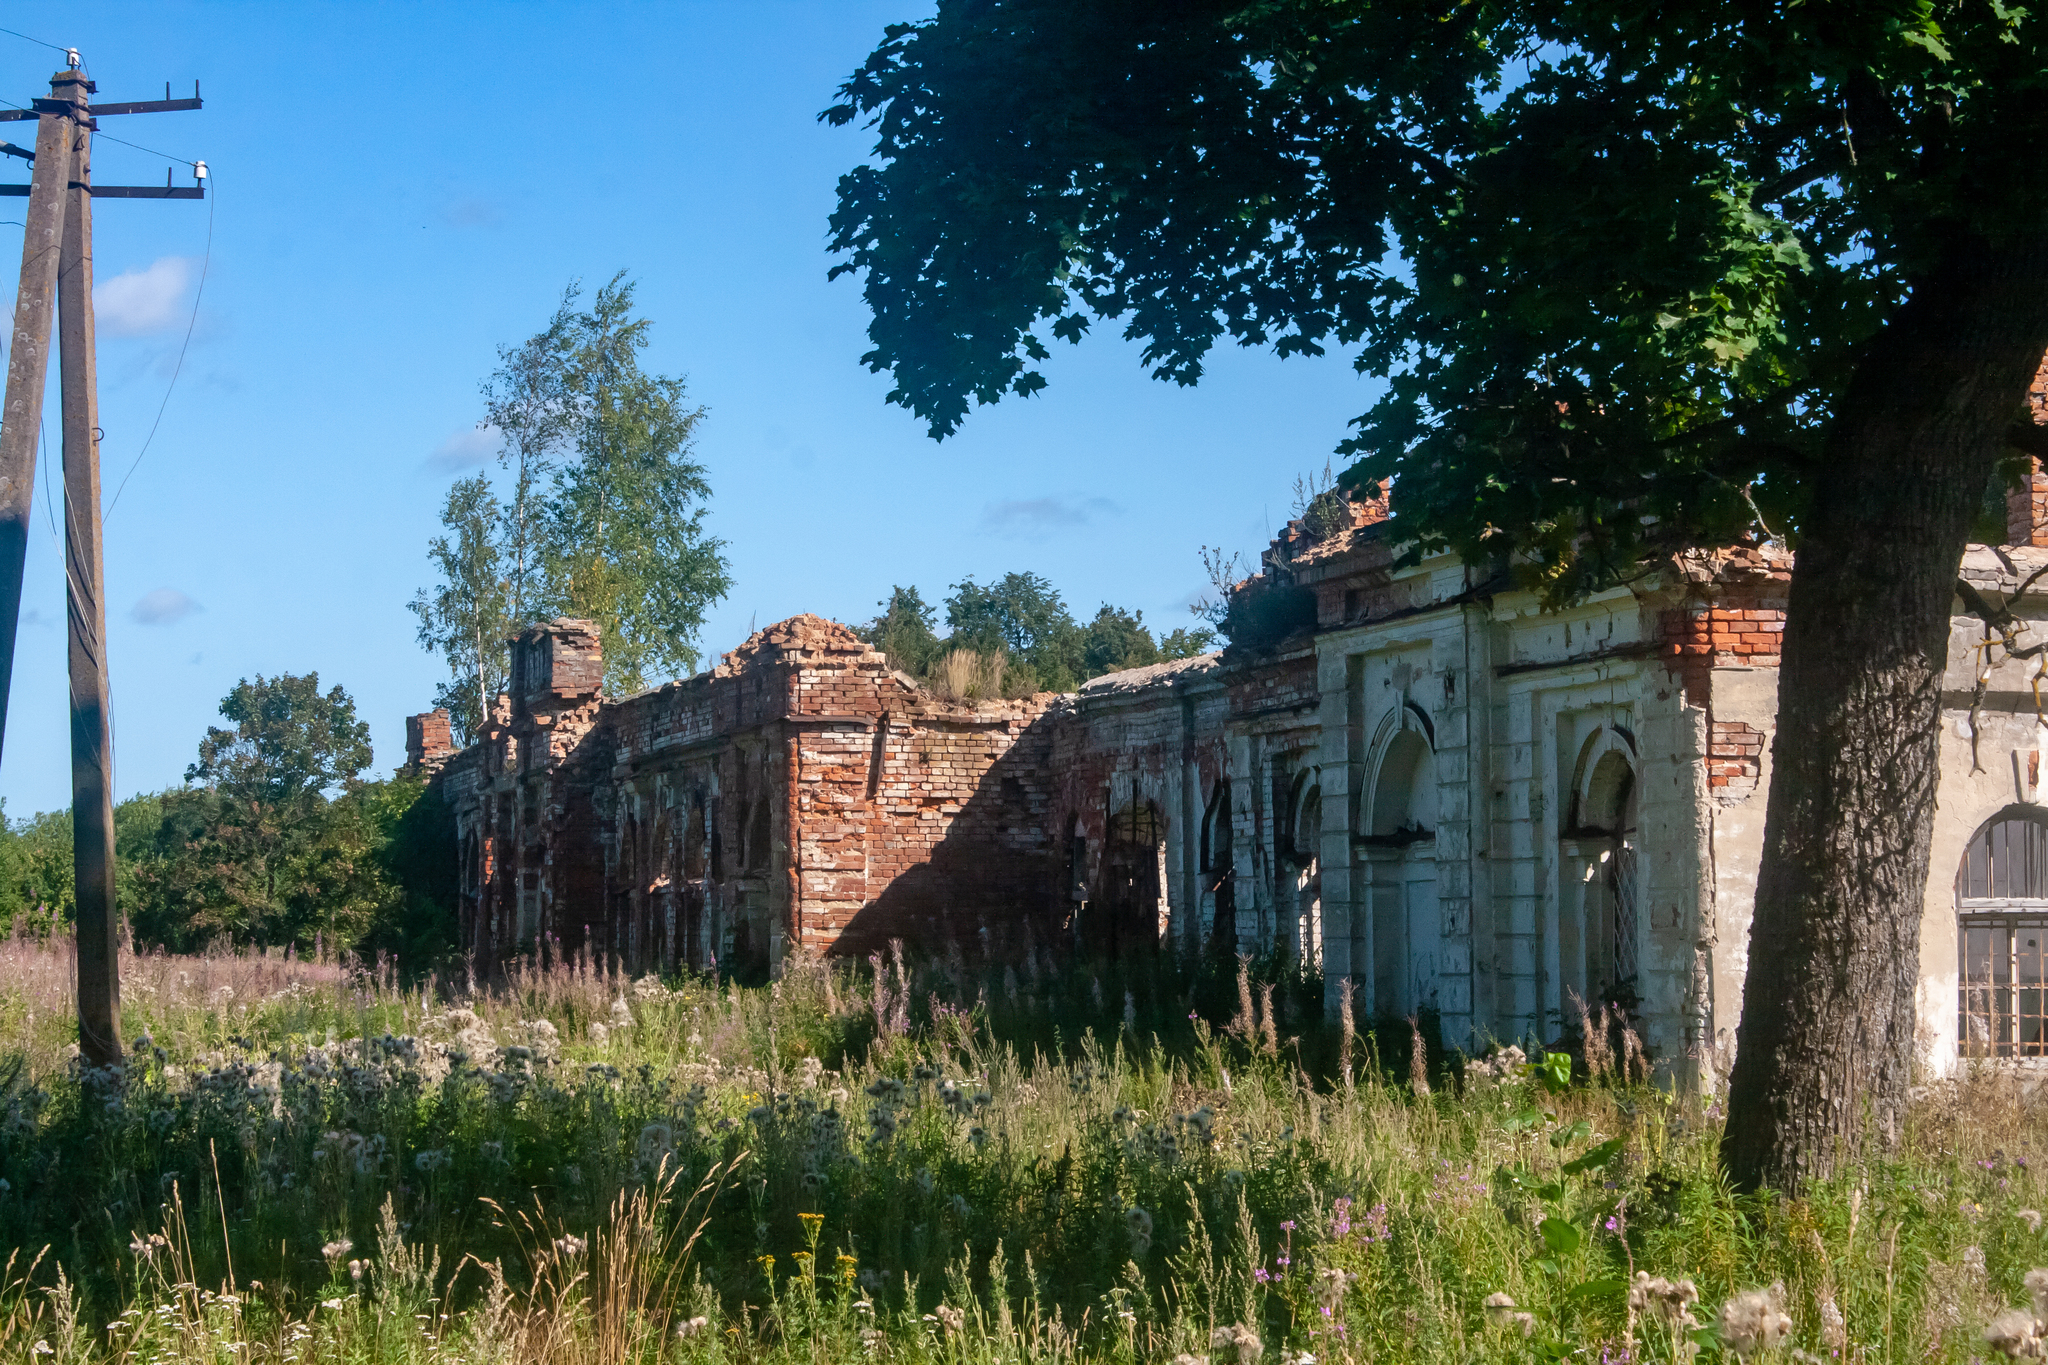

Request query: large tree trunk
[{"left": 1722, "top": 240, "right": 2048, "bottom": 1192}]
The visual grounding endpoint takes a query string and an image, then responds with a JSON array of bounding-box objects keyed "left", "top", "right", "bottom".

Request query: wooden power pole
[{"left": 0, "top": 62, "right": 203, "bottom": 1066}]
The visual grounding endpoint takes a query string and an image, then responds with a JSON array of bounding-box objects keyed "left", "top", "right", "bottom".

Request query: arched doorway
[
  {"left": 1361, "top": 713, "right": 1439, "bottom": 1017},
  {"left": 1201, "top": 779, "right": 1235, "bottom": 953},
  {"left": 1289, "top": 774, "right": 1323, "bottom": 969},
  {"left": 1957, "top": 809, "right": 2048, "bottom": 1057},
  {"left": 1563, "top": 729, "right": 1639, "bottom": 1010},
  {"left": 1102, "top": 801, "right": 1165, "bottom": 957}
]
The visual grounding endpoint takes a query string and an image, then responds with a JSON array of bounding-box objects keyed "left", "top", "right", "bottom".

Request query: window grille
[{"left": 1957, "top": 814, "right": 2048, "bottom": 1058}]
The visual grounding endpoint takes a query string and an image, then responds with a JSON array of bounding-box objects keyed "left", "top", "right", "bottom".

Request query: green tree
[
  {"left": 483, "top": 291, "right": 581, "bottom": 627},
  {"left": 825, "top": 2, "right": 2048, "bottom": 1189},
  {"left": 414, "top": 275, "right": 733, "bottom": 712},
  {"left": 1157, "top": 626, "right": 1217, "bottom": 661},
  {"left": 409, "top": 475, "right": 512, "bottom": 744},
  {"left": 945, "top": 572, "right": 1083, "bottom": 692},
  {"left": 141, "top": 675, "right": 378, "bottom": 947},
  {"left": 861, "top": 585, "right": 944, "bottom": 673},
  {"left": 539, "top": 273, "right": 732, "bottom": 694},
  {"left": 1079, "top": 605, "right": 1158, "bottom": 679}
]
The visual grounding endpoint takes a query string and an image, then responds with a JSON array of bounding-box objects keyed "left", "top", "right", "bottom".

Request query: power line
[
  {"left": 0, "top": 26, "right": 69, "bottom": 56},
  {"left": 107, "top": 168, "right": 213, "bottom": 517},
  {"left": 0, "top": 95, "right": 204, "bottom": 170}
]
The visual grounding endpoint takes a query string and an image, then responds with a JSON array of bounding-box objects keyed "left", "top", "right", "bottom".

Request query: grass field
[{"left": 0, "top": 932, "right": 2040, "bottom": 1363}]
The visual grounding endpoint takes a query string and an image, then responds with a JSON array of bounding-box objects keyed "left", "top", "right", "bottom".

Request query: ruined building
[{"left": 411, "top": 461, "right": 2048, "bottom": 1087}]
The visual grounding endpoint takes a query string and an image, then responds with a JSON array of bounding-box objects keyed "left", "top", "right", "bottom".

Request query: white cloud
[
  {"left": 426, "top": 424, "right": 502, "bottom": 472},
  {"left": 979, "top": 495, "right": 1122, "bottom": 538},
  {"left": 93, "top": 257, "right": 196, "bottom": 337},
  {"left": 131, "top": 588, "right": 201, "bottom": 625}
]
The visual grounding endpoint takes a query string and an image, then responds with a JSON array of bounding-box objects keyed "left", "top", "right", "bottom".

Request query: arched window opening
[
  {"left": 744, "top": 796, "right": 772, "bottom": 874},
  {"left": 1201, "top": 780, "right": 1236, "bottom": 954},
  {"left": 1958, "top": 810, "right": 2048, "bottom": 1057},
  {"left": 683, "top": 797, "right": 707, "bottom": 881}
]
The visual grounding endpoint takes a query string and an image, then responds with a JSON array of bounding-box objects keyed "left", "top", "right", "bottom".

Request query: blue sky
[{"left": 0, "top": 2, "right": 1374, "bottom": 816}]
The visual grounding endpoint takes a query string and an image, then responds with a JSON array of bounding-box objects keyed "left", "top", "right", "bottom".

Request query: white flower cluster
[
  {"left": 1465, "top": 1045, "right": 1528, "bottom": 1088},
  {"left": 1629, "top": 1272, "right": 1701, "bottom": 1329},
  {"left": 1983, "top": 1268, "right": 2048, "bottom": 1359}
]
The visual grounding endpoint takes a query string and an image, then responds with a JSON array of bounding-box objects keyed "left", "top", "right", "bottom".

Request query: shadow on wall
[{"left": 831, "top": 727, "right": 1063, "bottom": 957}]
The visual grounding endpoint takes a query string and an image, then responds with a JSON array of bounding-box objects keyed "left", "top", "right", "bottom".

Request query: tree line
[
  {"left": 859, "top": 574, "right": 1214, "bottom": 698},
  {"left": 0, "top": 674, "right": 454, "bottom": 959}
]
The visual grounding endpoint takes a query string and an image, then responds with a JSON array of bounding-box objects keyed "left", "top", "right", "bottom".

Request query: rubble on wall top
[
  {"left": 1078, "top": 653, "right": 1223, "bottom": 697},
  {"left": 1263, "top": 482, "right": 1393, "bottom": 571},
  {"left": 713, "top": 614, "right": 879, "bottom": 677},
  {"left": 1671, "top": 543, "right": 1794, "bottom": 586}
]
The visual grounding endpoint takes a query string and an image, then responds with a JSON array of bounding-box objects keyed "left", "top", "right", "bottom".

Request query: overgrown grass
[{"left": 0, "top": 931, "right": 2041, "bottom": 1363}]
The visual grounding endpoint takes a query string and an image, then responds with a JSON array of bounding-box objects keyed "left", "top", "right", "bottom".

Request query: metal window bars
[{"left": 1959, "top": 914, "right": 2048, "bottom": 1058}]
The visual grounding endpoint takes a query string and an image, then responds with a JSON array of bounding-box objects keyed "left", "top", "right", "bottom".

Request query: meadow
[{"left": 0, "top": 932, "right": 2041, "bottom": 1364}]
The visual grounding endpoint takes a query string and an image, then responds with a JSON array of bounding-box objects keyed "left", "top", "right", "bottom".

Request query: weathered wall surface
[
  {"left": 415, "top": 490, "right": 2048, "bottom": 1086},
  {"left": 435, "top": 615, "right": 1057, "bottom": 977}
]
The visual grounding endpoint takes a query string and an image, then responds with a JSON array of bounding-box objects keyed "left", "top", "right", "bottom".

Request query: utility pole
[
  {"left": 0, "top": 70, "right": 80, "bottom": 771},
  {"left": 0, "top": 63, "right": 203, "bottom": 1067}
]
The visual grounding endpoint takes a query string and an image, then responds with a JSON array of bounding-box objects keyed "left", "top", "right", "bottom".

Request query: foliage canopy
[{"left": 825, "top": 0, "right": 2048, "bottom": 595}]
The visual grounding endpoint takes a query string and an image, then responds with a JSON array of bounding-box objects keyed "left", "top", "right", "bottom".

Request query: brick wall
[{"left": 1708, "top": 720, "right": 1764, "bottom": 791}]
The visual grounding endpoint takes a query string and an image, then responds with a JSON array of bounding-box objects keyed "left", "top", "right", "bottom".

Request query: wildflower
[
  {"left": 480, "top": 1140, "right": 506, "bottom": 1165},
  {"left": 321, "top": 1299, "right": 344, "bottom": 1311},
  {"left": 129, "top": 1234, "right": 157, "bottom": 1260},
  {"left": 1630, "top": 1273, "right": 1701, "bottom": 1328},
  {"left": 1985, "top": 1308, "right": 2044, "bottom": 1360},
  {"left": 1483, "top": 1293, "right": 1518, "bottom": 1327},
  {"left": 967, "top": 1125, "right": 988, "bottom": 1150},
  {"left": 677, "top": 1314, "right": 711, "bottom": 1338},
  {"left": 1224, "top": 1168, "right": 1247, "bottom": 1188},
  {"left": 555, "top": 1235, "right": 587, "bottom": 1257},
  {"left": 1719, "top": 1283, "right": 1792, "bottom": 1359},
  {"left": 748, "top": 1105, "right": 773, "bottom": 1125},
  {"left": 1171, "top": 1355, "right": 1210, "bottom": 1365},
  {"left": 934, "top": 1304, "right": 965, "bottom": 1334},
  {"left": 611, "top": 998, "right": 634, "bottom": 1028},
  {"left": 1818, "top": 1295, "right": 1847, "bottom": 1353},
  {"left": 414, "top": 1148, "right": 450, "bottom": 1173},
  {"left": 590, "top": 1022, "right": 609, "bottom": 1046},
  {"left": 949, "top": 1193, "right": 973, "bottom": 1220},
  {"left": 1316, "top": 1267, "right": 1355, "bottom": 1310},
  {"left": 348, "top": 1259, "right": 369, "bottom": 1282},
  {"left": 2024, "top": 1210, "right": 2045, "bottom": 1234},
  {"left": 1211, "top": 1323, "right": 1263, "bottom": 1364},
  {"left": 321, "top": 1239, "right": 354, "bottom": 1265},
  {"left": 1127, "top": 1205, "right": 1155, "bottom": 1239}
]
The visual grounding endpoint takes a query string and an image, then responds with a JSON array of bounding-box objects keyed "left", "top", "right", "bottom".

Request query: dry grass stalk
[
  {"left": 1229, "top": 956, "right": 1256, "bottom": 1042},
  {"left": 1257, "top": 983, "right": 1279, "bottom": 1055},
  {"left": 1338, "top": 977, "right": 1357, "bottom": 1090},
  {"left": 1408, "top": 1016, "right": 1431, "bottom": 1095}
]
